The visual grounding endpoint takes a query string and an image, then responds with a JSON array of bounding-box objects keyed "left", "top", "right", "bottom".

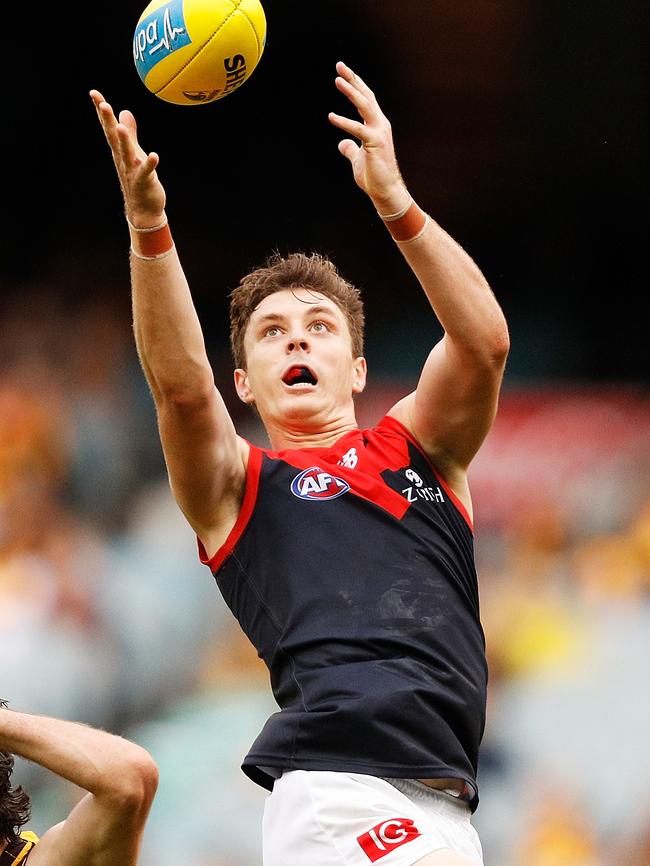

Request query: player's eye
[
  {"left": 311, "top": 321, "right": 329, "bottom": 332},
  {"left": 265, "top": 326, "right": 281, "bottom": 337}
]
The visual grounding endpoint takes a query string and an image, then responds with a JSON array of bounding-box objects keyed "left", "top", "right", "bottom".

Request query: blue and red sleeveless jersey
[{"left": 199, "top": 414, "right": 487, "bottom": 811}]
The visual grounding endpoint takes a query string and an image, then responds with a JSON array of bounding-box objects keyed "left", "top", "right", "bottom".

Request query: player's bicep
[
  {"left": 392, "top": 336, "right": 505, "bottom": 471},
  {"left": 28, "top": 793, "right": 148, "bottom": 866},
  {"left": 155, "top": 384, "right": 246, "bottom": 533}
]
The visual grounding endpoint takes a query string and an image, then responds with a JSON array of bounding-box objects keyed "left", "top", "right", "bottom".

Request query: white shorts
[{"left": 262, "top": 771, "right": 484, "bottom": 866}]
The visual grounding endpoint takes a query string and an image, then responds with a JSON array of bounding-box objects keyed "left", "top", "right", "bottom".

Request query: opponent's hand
[
  {"left": 328, "top": 62, "right": 409, "bottom": 215},
  {"left": 90, "top": 90, "right": 166, "bottom": 227}
]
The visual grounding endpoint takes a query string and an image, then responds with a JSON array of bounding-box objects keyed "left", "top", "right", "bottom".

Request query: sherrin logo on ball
[{"left": 133, "top": 0, "right": 266, "bottom": 105}]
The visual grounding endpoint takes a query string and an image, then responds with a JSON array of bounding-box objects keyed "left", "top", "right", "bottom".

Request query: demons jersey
[{"left": 199, "top": 414, "right": 487, "bottom": 812}]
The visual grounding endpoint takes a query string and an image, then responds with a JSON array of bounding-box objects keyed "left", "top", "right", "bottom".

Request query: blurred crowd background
[{"left": 3, "top": 1, "right": 649, "bottom": 865}]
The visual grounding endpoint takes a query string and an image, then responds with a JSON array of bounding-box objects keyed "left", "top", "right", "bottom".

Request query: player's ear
[
  {"left": 234, "top": 368, "right": 255, "bottom": 404},
  {"left": 352, "top": 357, "right": 367, "bottom": 395}
]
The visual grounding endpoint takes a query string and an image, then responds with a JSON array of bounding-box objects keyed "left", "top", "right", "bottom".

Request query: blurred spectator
[
  {"left": 514, "top": 784, "right": 603, "bottom": 866},
  {"left": 571, "top": 529, "right": 649, "bottom": 607},
  {"left": 0, "top": 380, "right": 120, "bottom": 738},
  {"left": 612, "top": 817, "right": 650, "bottom": 866},
  {"left": 480, "top": 495, "right": 590, "bottom": 681},
  {"left": 61, "top": 294, "right": 164, "bottom": 531},
  {"left": 97, "top": 476, "right": 235, "bottom": 720}
]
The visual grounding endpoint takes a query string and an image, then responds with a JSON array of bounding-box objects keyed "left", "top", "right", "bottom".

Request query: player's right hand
[{"left": 90, "top": 90, "right": 166, "bottom": 228}]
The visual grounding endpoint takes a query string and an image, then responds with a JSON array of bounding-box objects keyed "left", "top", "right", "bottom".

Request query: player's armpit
[
  {"left": 388, "top": 338, "right": 505, "bottom": 510},
  {"left": 156, "top": 382, "right": 248, "bottom": 534},
  {"left": 413, "top": 338, "right": 505, "bottom": 463}
]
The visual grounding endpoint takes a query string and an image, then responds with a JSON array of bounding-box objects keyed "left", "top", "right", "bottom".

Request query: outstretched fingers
[
  {"left": 335, "top": 61, "right": 382, "bottom": 119},
  {"left": 329, "top": 61, "right": 404, "bottom": 204},
  {"left": 328, "top": 60, "right": 389, "bottom": 150},
  {"left": 89, "top": 90, "right": 166, "bottom": 218},
  {"left": 89, "top": 89, "right": 106, "bottom": 107},
  {"left": 90, "top": 91, "right": 161, "bottom": 207},
  {"left": 113, "top": 121, "right": 159, "bottom": 184},
  {"left": 328, "top": 110, "right": 367, "bottom": 145},
  {"left": 90, "top": 96, "right": 146, "bottom": 168},
  {"left": 115, "top": 110, "right": 142, "bottom": 162},
  {"left": 335, "top": 61, "right": 374, "bottom": 98},
  {"left": 90, "top": 93, "right": 124, "bottom": 154}
]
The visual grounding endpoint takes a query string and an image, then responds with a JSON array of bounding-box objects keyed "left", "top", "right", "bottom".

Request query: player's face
[{"left": 235, "top": 289, "right": 366, "bottom": 430}]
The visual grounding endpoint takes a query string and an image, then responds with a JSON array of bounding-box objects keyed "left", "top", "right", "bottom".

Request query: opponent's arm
[
  {"left": 0, "top": 706, "right": 158, "bottom": 866},
  {"left": 329, "top": 63, "right": 509, "bottom": 503},
  {"left": 90, "top": 91, "right": 246, "bottom": 554}
]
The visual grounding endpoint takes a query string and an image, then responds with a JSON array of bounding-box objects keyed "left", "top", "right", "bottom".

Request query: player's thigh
[{"left": 415, "top": 850, "right": 483, "bottom": 866}]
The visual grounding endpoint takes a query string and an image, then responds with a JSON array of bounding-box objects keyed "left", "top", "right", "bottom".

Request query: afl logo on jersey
[{"left": 290, "top": 466, "right": 350, "bottom": 501}]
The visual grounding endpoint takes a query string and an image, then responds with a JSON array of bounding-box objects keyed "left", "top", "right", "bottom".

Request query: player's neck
[{"left": 265, "top": 418, "right": 359, "bottom": 451}]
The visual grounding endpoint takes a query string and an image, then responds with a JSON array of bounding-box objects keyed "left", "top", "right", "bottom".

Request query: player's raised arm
[
  {"left": 328, "top": 63, "right": 509, "bottom": 506},
  {"left": 90, "top": 91, "right": 247, "bottom": 556},
  {"left": 0, "top": 703, "right": 158, "bottom": 866}
]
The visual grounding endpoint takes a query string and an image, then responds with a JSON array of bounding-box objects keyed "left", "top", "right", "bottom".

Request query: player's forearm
[
  {"left": 130, "top": 248, "right": 216, "bottom": 403},
  {"left": 0, "top": 709, "right": 157, "bottom": 800},
  {"left": 389, "top": 207, "right": 509, "bottom": 360}
]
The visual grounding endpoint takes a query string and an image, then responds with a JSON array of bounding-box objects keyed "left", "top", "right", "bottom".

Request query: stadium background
[{"left": 2, "top": 1, "right": 649, "bottom": 864}]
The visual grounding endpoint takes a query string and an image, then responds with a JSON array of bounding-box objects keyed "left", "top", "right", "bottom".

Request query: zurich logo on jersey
[{"left": 290, "top": 466, "right": 350, "bottom": 501}]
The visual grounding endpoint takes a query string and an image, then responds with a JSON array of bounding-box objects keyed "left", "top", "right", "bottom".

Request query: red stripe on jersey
[
  {"left": 266, "top": 427, "right": 411, "bottom": 520},
  {"left": 198, "top": 414, "right": 472, "bottom": 572}
]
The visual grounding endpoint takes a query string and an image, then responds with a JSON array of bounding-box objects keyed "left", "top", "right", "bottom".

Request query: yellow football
[{"left": 133, "top": 0, "right": 266, "bottom": 106}]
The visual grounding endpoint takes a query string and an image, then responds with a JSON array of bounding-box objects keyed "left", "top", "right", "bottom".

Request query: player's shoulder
[
  {"left": 381, "top": 392, "right": 416, "bottom": 436},
  {"left": 368, "top": 401, "right": 421, "bottom": 451}
]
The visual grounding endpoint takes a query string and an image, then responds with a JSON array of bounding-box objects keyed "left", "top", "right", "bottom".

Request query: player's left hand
[{"left": 328, "top": 61, "right": 410, "bottom": 215}]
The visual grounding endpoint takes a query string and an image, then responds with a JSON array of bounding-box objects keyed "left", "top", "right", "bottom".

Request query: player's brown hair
[
  {"left": 0, "top": 702, "right": 31, "bottom": 845},
  {"left": 229, "top": 252, "right": 365, "bottom": 369}
]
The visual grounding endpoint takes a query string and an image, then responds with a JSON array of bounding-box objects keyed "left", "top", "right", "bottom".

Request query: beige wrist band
[
  {"left": 378, "top": 196, "right": 413, "bottom": 222},
  {"left": 126, "top": 217, "right": 168, "bottom": 233}
]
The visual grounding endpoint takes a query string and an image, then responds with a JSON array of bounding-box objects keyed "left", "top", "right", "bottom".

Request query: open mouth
[{"left": 282, "top": 365, "right": 318, "bottom": 387}]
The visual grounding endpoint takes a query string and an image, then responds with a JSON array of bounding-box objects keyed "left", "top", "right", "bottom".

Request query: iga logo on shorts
[
  {"left": 357, "top": 818, "right": 421, "bottom": 862},
  {"left": 290, "top": 467, "right": 350, "bottom": 501}
]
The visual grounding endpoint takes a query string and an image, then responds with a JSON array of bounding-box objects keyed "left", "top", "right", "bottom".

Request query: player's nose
[{"left": 286, "top": 328, "right": 310, "bottom": 353}]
